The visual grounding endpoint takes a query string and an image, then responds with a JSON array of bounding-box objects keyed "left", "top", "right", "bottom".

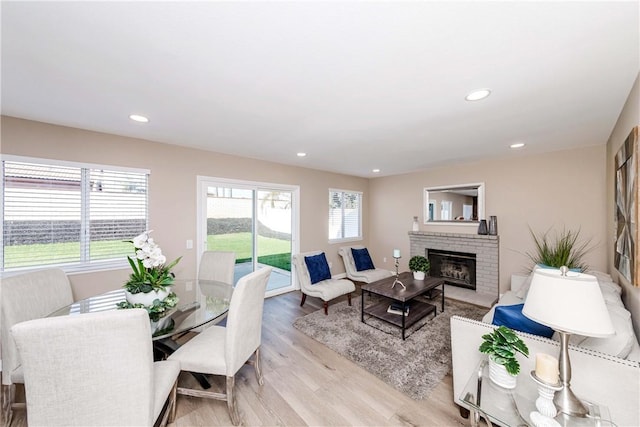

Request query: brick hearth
[{"left": 409, "top": 231, "right": 499, "bottom": 307}]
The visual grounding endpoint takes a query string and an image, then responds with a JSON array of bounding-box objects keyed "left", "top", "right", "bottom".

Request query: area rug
[{"left": 292, "top": 296, "right": 487, "bottom": 400}]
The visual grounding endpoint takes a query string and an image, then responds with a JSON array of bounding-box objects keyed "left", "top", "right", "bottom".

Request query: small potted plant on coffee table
[
  {"left": 409, "top": 255, "right": 430, "bottom": 280},
  {"left": 479, "top": 325, "right": 529, "bottom": 389}
]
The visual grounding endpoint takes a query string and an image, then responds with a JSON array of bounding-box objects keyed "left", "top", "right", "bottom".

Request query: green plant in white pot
[
  {"left": 408, "top": 255, "right": 430, "bottom": 280},
  {"left": 479, "top": 325, "right": 529, "bottom": 388}
]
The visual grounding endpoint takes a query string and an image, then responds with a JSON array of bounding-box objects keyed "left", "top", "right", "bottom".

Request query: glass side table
[{"left": 459, "top": 360, "right": 614, "bottom": 427}]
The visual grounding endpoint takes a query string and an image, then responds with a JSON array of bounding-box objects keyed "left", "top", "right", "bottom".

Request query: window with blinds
[
  {"left": 328, "top": 189, "right": 362, "bottom": 242},
  {"left": 1, "top": 157, "right": 149, "bottom": 273}
]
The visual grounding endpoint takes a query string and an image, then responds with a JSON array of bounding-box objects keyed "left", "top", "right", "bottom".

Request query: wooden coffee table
[{"left": 361, "top": 272, "right": 445, "bottom": 340}]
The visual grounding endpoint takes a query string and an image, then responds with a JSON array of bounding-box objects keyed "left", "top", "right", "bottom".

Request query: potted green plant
[
  {"left": 408, "top": 255, "right": 430, "bottom": 280},
  {"left": 479, "top": 325, "right": 529, "bottom": 388},
  {"left": 526, "top": 227, "right": 593, "bottom": 272}
]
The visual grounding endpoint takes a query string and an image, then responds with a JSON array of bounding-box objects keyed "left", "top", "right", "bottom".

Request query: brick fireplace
[{"left": 409, "top": 231, "right": 498, "bottom": 307}]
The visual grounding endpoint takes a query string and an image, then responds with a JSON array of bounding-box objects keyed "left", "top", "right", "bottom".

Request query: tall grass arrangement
[{"left": 526, "top": 227, "right": 593, "bottom": 272}]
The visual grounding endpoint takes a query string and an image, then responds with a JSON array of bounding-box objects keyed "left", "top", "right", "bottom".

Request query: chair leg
[
  {"left": 323, "top": 301, "right": 328, "bottom": 315},
  {"left": 347, "top": 292, "right": 352, "bottom": 306},
  {"left": 168, "top": 379, "right": 178, "bottom": 423},
  {"left": 300, "top": 293, "right": 306, "bottom": 307},
  {"left": 254, "top": 347, "right": 264, "bottom": 386},
  {"left": 226, "top": 376, "right": 241, "bottom": 426},
  {"left": 2, "top": 384, "right": 14, "bottom": 427}
]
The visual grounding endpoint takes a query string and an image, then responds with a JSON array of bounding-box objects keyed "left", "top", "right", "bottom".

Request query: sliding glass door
[{"left": 198, "top": 177, "right": 298, "bottom": 297}]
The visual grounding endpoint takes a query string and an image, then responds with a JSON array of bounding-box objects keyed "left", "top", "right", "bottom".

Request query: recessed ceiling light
[
  {"left": 297, "top": 152, "right": 307, "bottom": 157},
  {"left": 129, "top": 114, "right": 149, "bottom": 123},
  {"left": 510, "top": 142, "right": 526, "bottom": 149},
  {"left": 372, "top": 169, "right": 380, "bottom": 173},
  {"left": 465, "top": 89, "right": 491, "bottom": 101}
]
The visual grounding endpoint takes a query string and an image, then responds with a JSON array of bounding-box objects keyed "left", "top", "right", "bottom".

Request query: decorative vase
[
  {"left": 125, "top": 287, "right": 170, "bottom": 306},
  {"left": 478, "top": 220, "right": 488, "bottom": 235},
  {"left": 488, "top": 358, "right": 517, "bottom": 389},
  {"left": 413, "top": 271, "right": 426, "bottom": 280},
  {"left": 489, "top": 216, "right": 498, "bottom": 235},
  {"left": 412, "top": 216, "right": 420, "bottom": 232}
]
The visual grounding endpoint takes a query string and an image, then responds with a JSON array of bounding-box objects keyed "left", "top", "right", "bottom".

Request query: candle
[
  {"left": 535, "top": 353, "right": 559, "bottom": 384},
  {"left": 393, "top": 249, "right": 400, "bottom": 258}
]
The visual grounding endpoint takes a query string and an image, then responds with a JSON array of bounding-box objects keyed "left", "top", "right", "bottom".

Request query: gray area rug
[{"left": 293, "top": 295, "right": 487, "bottom": 400}]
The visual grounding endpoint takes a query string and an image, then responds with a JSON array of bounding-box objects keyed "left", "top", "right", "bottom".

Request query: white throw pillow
[
  {"left": 515, "top": 268, "right": 538, "bottom": 299},
  {"left": 579, "top": 304, "right": 636, "bottom": 359},
  {"left": 597, "top": 277, "right": 622, "bottom": 295},
  {"left": 590, "top": 270, "right": 616, "bottom": 286},
  {"left": 600, "top": 286, "right": 625, "bottom": 308}
]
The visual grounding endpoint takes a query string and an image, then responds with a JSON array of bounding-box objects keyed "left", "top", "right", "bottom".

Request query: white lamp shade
[{"left": 522, "top": 268, "right": 614, "bottom": 337}]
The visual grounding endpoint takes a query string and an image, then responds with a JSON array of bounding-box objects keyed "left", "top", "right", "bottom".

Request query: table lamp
[{"left": 522, "top": 267, "right": 614, "bottom": 417}]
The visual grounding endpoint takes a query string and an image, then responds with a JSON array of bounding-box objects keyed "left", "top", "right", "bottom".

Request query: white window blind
[
  {"left": 328, "top": 189, "right": 362, "bottom": 242},
  {"left": 1, "top": 158, "right": 148, "bottom": 272}
]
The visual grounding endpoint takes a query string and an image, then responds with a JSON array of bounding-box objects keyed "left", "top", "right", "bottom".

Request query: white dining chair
[
  {"left": 168, "top": 267, "right": 272, "bottom": 425},
  {"left": 10, "top": 309, "right": 180, "bottom": 427},
  {"left": 1, "top": 268, "right": 74, "bottom": 427},
  {"left": 198, "top": 250, "right": 236, "bottom": 284}
]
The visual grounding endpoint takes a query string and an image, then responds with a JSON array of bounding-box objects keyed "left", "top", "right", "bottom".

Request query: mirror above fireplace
[{"left": 423, "top": 182, "right": 485, "bottom": 224}]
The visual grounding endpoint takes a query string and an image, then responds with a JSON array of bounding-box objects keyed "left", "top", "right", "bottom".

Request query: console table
[{"left": 459, "top": 360, "right": 614, "bottom": 427}]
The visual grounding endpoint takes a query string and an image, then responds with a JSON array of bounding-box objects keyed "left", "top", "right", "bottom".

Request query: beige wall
[
  {"left": 0, "top": 116, "right": 368, "bottom": 299},
  {"left": 368, "top": 145, "right": 607, "bottom": 293},
  {"left": 1, "top": 102, "right": 632, "bottom": 311},
  {"left": 606, "top": 72, "right": 640, "bottom": 336}
]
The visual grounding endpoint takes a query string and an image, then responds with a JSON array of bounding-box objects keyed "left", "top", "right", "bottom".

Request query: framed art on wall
[{"left": 615, "top": 126, "right": 639, "bottom": 286}]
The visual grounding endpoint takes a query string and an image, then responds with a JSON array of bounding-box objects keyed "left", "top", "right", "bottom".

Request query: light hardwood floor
[{"left": 6, "top": 291, "right": 469, "bottom": 426}]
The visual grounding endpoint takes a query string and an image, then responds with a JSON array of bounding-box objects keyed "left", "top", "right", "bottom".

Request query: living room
[{"left": 1, "top": 1, "right": 639, "bottom": 426}]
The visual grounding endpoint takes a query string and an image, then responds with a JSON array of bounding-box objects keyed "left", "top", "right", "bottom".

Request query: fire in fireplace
[{"left": 427, "top": 249, "right": 477, "bottom": 290}]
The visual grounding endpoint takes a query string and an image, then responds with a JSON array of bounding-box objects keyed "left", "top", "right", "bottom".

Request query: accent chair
[
  {"left": 293, "top": 250, "right": 356, "bottom": 315},
  {"left": 338, "top": 245, "right": 393, "bottom": 286}
]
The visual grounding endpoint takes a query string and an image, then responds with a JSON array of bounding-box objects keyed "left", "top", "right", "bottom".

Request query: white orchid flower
[{"left": 132, "top": 231, "right": 149, "bottom": 248}]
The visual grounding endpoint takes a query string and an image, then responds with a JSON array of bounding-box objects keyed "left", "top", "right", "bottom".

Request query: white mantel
[{"left": 409, "top": 231, "right": 499, "bottom": 307}]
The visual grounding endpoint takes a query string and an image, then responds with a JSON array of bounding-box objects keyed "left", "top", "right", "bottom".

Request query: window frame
[
  {"left": 1, "top": 155, "right": 150, "bottom": 275},
  {"left": 328, "top": 188, "right": 363, "bottom": 243}
]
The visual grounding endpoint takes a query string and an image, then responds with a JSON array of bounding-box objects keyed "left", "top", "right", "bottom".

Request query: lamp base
[
  {"left": 555, "top": 331, "right": 588, "bottom": 418},
  {"left": 554, "top": 385, "right": 588, "bottom": 417}
]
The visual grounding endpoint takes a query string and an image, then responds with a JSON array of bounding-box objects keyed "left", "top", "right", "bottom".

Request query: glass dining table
[{"left": 48, "top": 278, "right": 233, "bottom": 389}]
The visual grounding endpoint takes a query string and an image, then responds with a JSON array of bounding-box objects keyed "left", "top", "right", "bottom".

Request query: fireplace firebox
[{"left": 427, "top": 249, "right": 476, "bottom": 290}]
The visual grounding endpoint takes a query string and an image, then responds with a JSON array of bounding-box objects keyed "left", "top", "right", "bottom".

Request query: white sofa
[{"left": 450, "top": 270, "right": 640, "bottom": 427}]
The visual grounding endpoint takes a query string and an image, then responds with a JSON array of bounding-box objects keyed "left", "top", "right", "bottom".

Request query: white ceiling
[{"left": 2, "top": 1, "right": 639, "bottom": 178}]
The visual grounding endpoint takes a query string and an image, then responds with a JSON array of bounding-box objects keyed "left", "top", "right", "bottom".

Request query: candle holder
[
  {"left": 530, "top": 371, "right": 562, "bottom": 418},
  {"left": 391, "top": 255, "right": 405, "bottom": 290}
]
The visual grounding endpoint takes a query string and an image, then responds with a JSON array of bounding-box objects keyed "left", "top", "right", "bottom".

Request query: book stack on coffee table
[{"left": 387, "top": 302, "right": 409, "bottom": 316}]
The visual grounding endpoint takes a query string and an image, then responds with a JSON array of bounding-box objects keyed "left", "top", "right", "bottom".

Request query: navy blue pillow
[
  {"left": 351, "top": 248, "right": 375, "bottom": 271},
  {"left": 304, "top": 253, "right": 332, "bottom": 284},
  {"left": 492, "top": 304, "right": 555, "bottom": 338}
]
